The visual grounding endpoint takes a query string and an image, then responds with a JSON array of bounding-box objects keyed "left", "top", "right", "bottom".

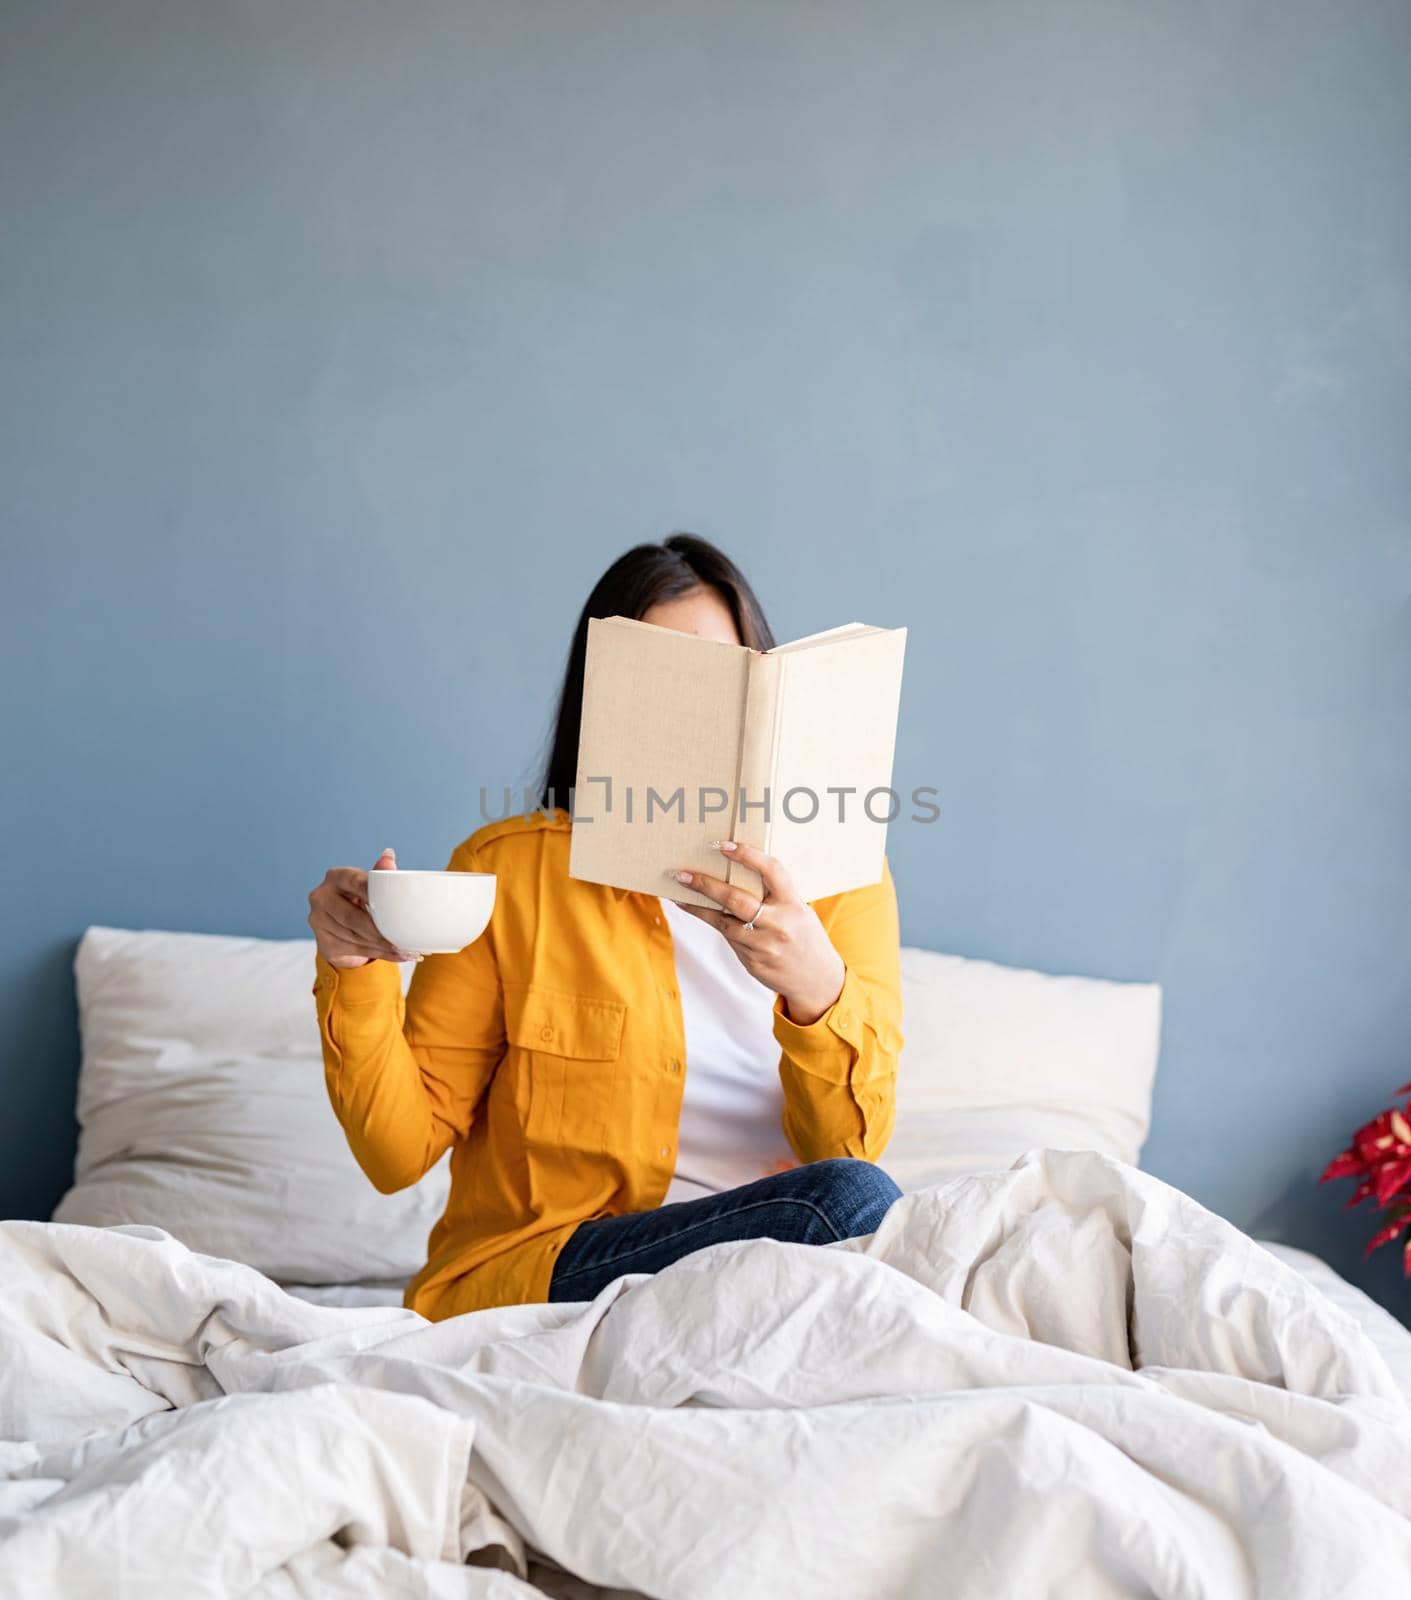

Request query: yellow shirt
[{"left": 312, "top": 810, "right": 903, "bottom": 1320}]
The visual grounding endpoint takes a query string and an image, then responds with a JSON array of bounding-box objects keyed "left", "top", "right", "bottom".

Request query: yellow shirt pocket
[{"left": 504, "top": 984, "right": 626, "bottom": 1156}]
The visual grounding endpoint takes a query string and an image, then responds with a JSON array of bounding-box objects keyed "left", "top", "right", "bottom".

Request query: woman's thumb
[{"left": 372, "top": 847, "right": 397, "bottom": 871}]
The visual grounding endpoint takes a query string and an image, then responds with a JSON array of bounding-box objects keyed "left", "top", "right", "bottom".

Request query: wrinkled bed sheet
[{"left": 2, "top": 1150, "right": 1408, "bottom": 1599}]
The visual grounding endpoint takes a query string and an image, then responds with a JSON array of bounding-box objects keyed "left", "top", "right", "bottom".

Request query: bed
[{"left": 1, "top": 926, "right": 1407, "bottom": 1596}]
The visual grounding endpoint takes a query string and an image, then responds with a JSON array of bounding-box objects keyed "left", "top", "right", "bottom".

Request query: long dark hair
[{"left": 540, "top": 533, "right": 775, "bottom": 808}]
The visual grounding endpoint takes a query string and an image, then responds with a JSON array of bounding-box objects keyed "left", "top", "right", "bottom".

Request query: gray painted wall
[{"left": 4, "top": 1, "right": 1409, "bottom": 1317}]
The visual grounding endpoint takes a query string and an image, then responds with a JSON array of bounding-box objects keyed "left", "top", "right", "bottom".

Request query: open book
[{"left": 567, "top": 617, "right": 907, "bottom": 906}]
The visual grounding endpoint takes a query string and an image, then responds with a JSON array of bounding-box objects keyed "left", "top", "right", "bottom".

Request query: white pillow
[
  {"left": 54, "top": 927, "right": 449, "bottom": 1285},
  {"left": 879, "top": 946, "right": 1161, "bottom": 1193},
  {"left": 54, "top": 928, "right": 1159, "bottom": 1280}
]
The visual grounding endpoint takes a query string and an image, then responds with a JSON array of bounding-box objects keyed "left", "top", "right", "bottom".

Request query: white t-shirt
[{"left": 660, "top": 898, "right": 794, "bottom": 1204}]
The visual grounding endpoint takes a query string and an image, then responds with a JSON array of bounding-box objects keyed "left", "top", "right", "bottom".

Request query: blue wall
[{"left": 4, "top": 1, "right": 1409, "bottom": 1317}]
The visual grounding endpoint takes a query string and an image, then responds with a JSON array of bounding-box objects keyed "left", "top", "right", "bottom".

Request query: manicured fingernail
[
  {"left": 671, "top": 869, "right": 693, "bottom": 885},
  {"left": 718, "top": 840, "right": 738, "bottom": 853}
]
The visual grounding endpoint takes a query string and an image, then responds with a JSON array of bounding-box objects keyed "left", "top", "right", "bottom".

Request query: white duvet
[{"left": 2, "top": 1151, "right": 1409, "bottom": 1599}]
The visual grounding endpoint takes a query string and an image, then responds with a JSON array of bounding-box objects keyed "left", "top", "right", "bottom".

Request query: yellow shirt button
[
  {"left": 659, "top": 1146, "right": 671, "bottom": 1159},
  {"left": 836, "top": 1013, "right": 851, "bottom": 1030},
  {"left": 539, "top": 1025, "right": 554, "bottom": 1042},
  {"left": 668, "top": 1059, "right": 681, "bottom": 1073}
]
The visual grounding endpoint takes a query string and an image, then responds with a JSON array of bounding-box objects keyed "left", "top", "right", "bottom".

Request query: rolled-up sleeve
[
  {"left": 313, "top": 842, "right": 505, "bottom": 1194},
  {"left": 774, "top": 858, "right": 903, "bottom": 1162}
]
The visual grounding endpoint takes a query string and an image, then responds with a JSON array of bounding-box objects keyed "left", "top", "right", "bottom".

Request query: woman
[{"left": 308, "top": 534, "right": 904, "bottom": 1319}]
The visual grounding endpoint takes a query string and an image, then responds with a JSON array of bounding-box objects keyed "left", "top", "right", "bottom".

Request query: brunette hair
[{"left": 539, "top": 533, "right": 775, "bottom": 808}]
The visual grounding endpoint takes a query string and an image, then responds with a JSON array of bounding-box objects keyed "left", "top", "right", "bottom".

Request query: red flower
[
  {"left": 1374, "top": 1157, "right": 1411, "bottom": 1206},
  {"left": 1365, "top": 1207, "right": 1411, "bottom": 1256},
  {"left": 1321, "top": 1087, "right": 1411, "bottom": 1276}
]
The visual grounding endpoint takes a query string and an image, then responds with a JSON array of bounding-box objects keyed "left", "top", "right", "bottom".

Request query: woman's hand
[
  {"left": 670, "top": 841, "right": 846, "bottom": 1026},
  {"left": 307, "top": 848, "right": 416, "bottom": 968}
]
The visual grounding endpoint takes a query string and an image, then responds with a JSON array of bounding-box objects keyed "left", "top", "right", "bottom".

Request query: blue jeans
[{"left": 546, "top": 1157, "right": 902, "bottom": 1303}]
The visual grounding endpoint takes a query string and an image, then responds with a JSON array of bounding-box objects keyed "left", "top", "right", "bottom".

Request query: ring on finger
[{"left": 740, "top": 897, "right": 766, "bottom": 933}]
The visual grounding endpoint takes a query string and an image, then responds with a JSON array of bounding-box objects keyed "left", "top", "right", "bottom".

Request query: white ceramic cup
[{"left": 365, "top": 870, "right": 497, "bottom": 957}]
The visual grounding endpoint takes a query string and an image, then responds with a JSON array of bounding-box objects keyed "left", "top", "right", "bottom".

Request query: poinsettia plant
[{"left": 1321, "top": 1083, "right": 1411, "bottom": 1276}]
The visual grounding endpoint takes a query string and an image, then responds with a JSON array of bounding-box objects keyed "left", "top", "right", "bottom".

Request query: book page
[
  {"left": 568, "top": 617, "right": 750, "bottom": 905},
  {"left": 767, "top": 627, "right": 907, "bottom": 902},
  {"left": 768, "top": 622, "right": 880, "bottom": 654}
]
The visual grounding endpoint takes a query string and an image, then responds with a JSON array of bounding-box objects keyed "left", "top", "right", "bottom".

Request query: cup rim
[{"left": 368, "top": 870, "right": 495, "bottom": 881}]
